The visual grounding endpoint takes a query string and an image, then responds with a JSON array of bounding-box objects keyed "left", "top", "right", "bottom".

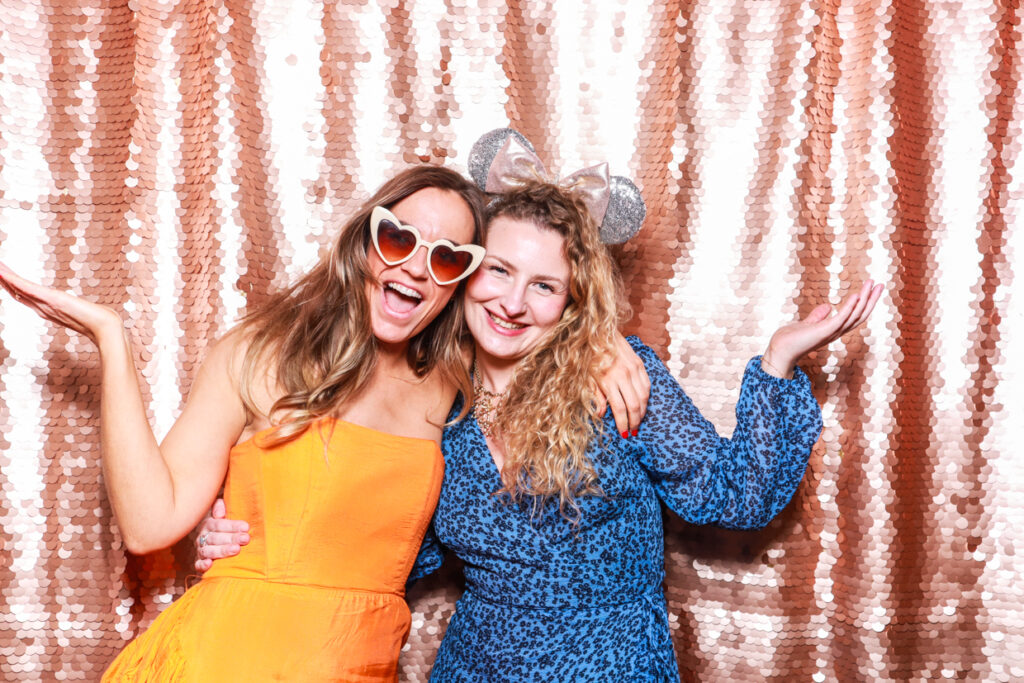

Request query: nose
[
  {"left": 400, "top": 244, "right": 430, "bottom": 280},
  {"left": 499, "top": 284, "right": 527, "bottom": 317}
]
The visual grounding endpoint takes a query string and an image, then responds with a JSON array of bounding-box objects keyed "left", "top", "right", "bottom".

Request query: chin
[
  {"left": 477, "top": 337, "right": 529, "bottom": 362},
  {"left": 370, "top": 316, "right": 419, "bottom": 347}
]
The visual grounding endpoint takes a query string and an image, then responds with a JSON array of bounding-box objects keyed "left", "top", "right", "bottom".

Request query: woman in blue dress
[
  {"left": 199, "top": 137, "right": 880, "bottom": 680},
  {"left": 400, "top": 178, "right": 879, "bottom": 681}
]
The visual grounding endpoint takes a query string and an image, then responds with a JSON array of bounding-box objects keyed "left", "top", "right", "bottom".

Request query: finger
[
  {"left": 629, "top": 363, "right": 650, "bottom": 429},
  {"left": 827, "top": 302, "right": 865, "bottom": 343},
  {"left": 0, "top": 277, "right": 50, "bottom": 314},
  {"left": 615, "top": 380, "right": 643, "bottom": 435},
  {"left": 843, "top": 282, "right": 872, "bottom": 327},
  {"left": 802, "top": 300, "right": 859, "bottom": 353},
  {"left": 198, "top": 530, "right": 232, "bottom": 555},
  {"left": 205, "top": 530, "right": 250, "bottom": 548},
  {"left": 194, "top": 558, "right": 213, "bottom": 572},
  {"left": 832, "top": 282, "right": 883, "bottom": 341},
  {"left": 211, "top": 498, "right": 227, "bottom": 519},
  {"left": 836, "top": 287, "right": 863, "bottom": 323},
  {"left": 0, "top": 277, "right": 26, "bottom": 302},
  {"left": 851, "top": 283, "right": 883, "bottom": 329},
  {"left": 200, "top": 543, "right": 242, "bottom": 560},
  {"left": 204, "top": 518, "right": 249, "bottom": 534},
  {"left": 605, "top": 385, "right": 630, "bottom": 438},
  {"left": 0, "top": 274, "right": 107, "bottom": 341}
]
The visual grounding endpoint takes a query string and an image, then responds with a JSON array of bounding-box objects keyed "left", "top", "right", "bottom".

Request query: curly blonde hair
[
  {"left": 237, "top": 166, "right": 485, "bottom": 445},
  {"left": 486, "top": 182, "right": 626, "bottom": 519}
]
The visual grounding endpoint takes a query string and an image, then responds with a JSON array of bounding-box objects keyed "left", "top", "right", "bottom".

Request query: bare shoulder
[
  {"left": 192, "top": 326, "right": 275, "bottom": 432},
  {"left": 160, "top": 328, "right": 251, "bottom": 452},
  {"left": 205, "top": 325, "right": 278, "bottom": 428},
  {"left": 408, "top": 359, "right": 467, "bottom": 431},
  {"left": 200, "top": 327, "right": 248, "bottom": 374},
  {"left": 426, "top": 367, "right": 460, "bottom": 424}
]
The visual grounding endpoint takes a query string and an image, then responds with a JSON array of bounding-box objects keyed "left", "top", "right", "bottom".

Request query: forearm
[
  {"left": 97, "top": 326, "right": 182, "bottom": 553},
  {"left": 715, "top": 361, "right": 821, "bottom": 528},
  {"left": 638, "top": 352, "right": 819, "bottom": 528}
]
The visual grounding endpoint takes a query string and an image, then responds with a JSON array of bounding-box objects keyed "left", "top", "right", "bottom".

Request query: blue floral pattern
[{"left": 412, "top": 337, "right": 823, "bottom": 682}]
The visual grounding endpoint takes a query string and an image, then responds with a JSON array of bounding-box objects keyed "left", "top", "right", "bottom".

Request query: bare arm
[{"left": 1, "top": 263, "right": 248, "bottom": 553}]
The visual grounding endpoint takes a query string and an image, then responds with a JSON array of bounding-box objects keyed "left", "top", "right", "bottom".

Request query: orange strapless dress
[{"left": 103, "top": 419, "right": 443, "bottom": 682}]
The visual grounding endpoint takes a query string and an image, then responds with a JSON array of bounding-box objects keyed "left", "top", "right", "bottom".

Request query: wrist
[
  {"left": 95, "top": 311, "right": 131, "bottom": 356},
  {"left": 760, "top": 349, "right": 795, "bottom": 379}
]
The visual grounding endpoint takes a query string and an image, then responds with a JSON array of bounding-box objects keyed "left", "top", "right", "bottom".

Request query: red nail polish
[
  {"left": 631, "top": 429, "right": 638, "bottom": 437},
  {"left": 621, "top": 431, "right": 628, "bottom": 438}
]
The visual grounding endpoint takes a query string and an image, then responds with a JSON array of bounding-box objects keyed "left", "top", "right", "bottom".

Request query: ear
[
  {"left": 467, "top": 128, "right": 535, "bottom": 190},
  {"left": 600, "top": 176, "right": 646, "bottom": 245}
]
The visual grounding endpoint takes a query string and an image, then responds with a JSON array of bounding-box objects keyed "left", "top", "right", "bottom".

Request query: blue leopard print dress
[{"left": 411, "top": 337, "right": 823, "bottom": 682}]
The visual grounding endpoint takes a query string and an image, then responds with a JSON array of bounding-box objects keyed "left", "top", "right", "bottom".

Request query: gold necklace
[{"left": 472, "top": 363, "right": 507, "bottom": 440}]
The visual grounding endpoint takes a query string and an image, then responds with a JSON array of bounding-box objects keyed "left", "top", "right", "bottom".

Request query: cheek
[
  {"left": 428, "top": 284, "right": 457, "bottom": 309},
  {"left": 533, "top": 295, "right": 570, "bottom": 326},
  {"left": 465, "top": 275, "right": 498, "bottom": 306},
  {"left": 365, "top": 248, "right": 386, "bottom": 280}
]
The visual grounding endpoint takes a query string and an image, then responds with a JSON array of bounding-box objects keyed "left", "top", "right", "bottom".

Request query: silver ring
[{"left": 199, "top": 534, "right": 208, "bottom": 548}]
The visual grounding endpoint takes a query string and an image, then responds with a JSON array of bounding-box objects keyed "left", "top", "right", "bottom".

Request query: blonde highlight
[{"left": 486, "top": 182, "right": 627, "bottom": 520}]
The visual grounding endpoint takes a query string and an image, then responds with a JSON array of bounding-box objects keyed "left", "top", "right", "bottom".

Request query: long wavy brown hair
[
  {"left": 237, "top": 165, "right": 486, "bottom": 445},
  {"left": 486, "top": 182, "right": 627, "bottom": 519}
]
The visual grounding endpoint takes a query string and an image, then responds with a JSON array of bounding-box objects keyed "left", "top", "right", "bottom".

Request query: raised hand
[
  {"left": 762, "top": 280, "right": 884, "bottom": 378},
  {"left": 0, "top": 262, "right": 123, "bottom": 346}
]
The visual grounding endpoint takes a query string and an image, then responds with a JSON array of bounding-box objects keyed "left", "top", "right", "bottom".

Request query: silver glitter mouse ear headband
[{"left": 467, "top": 128, "right": 646, "bottom": 244}]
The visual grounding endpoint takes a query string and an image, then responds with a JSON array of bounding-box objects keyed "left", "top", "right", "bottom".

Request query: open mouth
[
  {"left": 383, "top": 281, "right": 423, "bottom": 314},
  {"left": 487, "top": 310, "right": 525, "bottom": 331}
]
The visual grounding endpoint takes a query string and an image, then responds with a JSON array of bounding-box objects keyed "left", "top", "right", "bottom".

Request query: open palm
[
  {"left": 0, "top": 262, "right": 123, "bottom": 345},
  {"left": 764, "top": 280, "right": 884, "bottom": 376}
]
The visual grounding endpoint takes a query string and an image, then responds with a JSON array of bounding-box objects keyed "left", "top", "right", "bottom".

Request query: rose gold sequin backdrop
[{"left": 0, "top": 0, "right": 1020, "bottom": 679}]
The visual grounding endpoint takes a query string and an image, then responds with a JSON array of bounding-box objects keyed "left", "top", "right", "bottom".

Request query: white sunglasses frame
[{"left": 369, "top": 206, "right": 485, "bottom": 285}]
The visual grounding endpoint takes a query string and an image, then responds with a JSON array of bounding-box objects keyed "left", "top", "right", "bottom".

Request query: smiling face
[
  {"left": 465, "top": 216, "right": 572, "bottom": 372},
  {"left": 365, "top": 187, "right": 476, "bottom": 351}
]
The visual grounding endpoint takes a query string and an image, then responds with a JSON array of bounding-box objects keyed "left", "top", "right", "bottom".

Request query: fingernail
[
  {"left": 241, "top": 534, "right": 250, "bottom": 544},
  {"left": 631, "top": 429, "right": 638, "bottom": 437},
  {"left": 621, "top": 431, "right": 628, "bottom": 439}
]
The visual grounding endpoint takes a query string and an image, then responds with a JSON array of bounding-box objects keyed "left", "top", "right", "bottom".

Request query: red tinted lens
[
  {"left": 376, "top": 219, "right": 418, "bottom": 263},
  {"left": 430, "top": 245, "right": 474, "bottom": 282}
]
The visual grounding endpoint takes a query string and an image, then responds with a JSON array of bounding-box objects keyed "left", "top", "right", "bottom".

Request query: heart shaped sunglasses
[{"left": 370, "top": 206, "right": 485, "bottom": 285}]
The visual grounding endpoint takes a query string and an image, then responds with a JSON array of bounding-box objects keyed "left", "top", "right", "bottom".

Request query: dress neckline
[
  {"left": 233, "top": 416, "right": 442, "bottom": 451},
  {"left": 468, "top": 415, "right": 507, "bottom": 485}
]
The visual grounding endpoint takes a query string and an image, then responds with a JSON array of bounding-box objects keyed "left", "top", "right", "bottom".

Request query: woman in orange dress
[{"left": 0, "top": 165, "right": 489, "bottom": 680}]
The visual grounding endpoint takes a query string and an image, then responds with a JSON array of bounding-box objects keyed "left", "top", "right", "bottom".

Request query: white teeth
[
  {"left": 386, "top": 282, "right": 422, "bottom": 300},
  {"left": 488, "top": 311, "right": 525, "bottom": 330}
]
